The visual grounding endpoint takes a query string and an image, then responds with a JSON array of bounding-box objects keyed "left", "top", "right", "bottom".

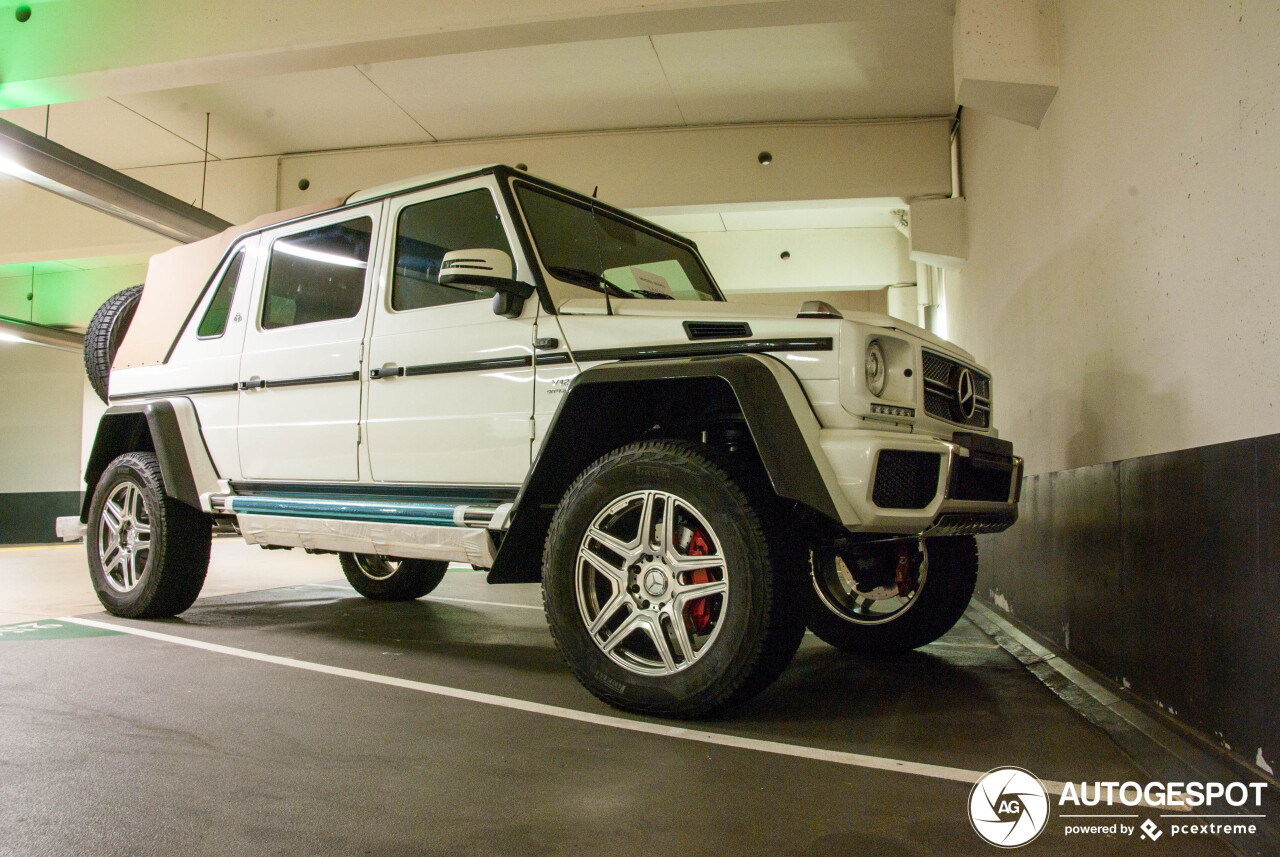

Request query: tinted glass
[
  {"left": 197, "top": 248, "right": 245, "bottom": 338},
  {"left": 515, "top": 183, "right": 720, "bottom": 302},
  {"left": 392, "top": 189, "right": 513, "bottom": 311},
  {"left": 262, "top": 217, "right": 372, "bottom": 330}
]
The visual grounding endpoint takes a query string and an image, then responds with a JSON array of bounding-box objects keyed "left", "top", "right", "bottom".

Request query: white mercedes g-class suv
[{"left": 79, "top": 164, "right": 1020, "bottom": 717}]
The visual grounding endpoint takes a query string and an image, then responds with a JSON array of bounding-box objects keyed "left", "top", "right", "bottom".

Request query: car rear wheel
[
  {"left": 87, "top": 451, "right": 212, "bottom": 618},
  {"left": 338, "top": 553, "right": 448, "bottom": 601}
]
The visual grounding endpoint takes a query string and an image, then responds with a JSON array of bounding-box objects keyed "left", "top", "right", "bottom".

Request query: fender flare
[
  {"left": 81, "top": 399, "right": 219, "bottom": 520},
  {"left": 488, "top": 353, "right": 848, "bottom": 583}
]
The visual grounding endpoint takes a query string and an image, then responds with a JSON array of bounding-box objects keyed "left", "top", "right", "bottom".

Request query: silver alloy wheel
[
  {"left": 97, "top": 481, "right": 152, "bottom": 593},
  {"left": 575, "top": 489, "right": 729, "bottom": 676},
  {"left": 352, "top": 555, "right": 401, "bottom": 582},
  {"left": 812, "top": 544, "right": 929, "bottom": 626}
]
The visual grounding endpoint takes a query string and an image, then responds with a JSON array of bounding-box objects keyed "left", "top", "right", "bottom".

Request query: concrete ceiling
[
  {"left": 0, "top": 15, "right": 955, "bottom": 169},
  {"left": 0, "top": 1, "right": 957, "bottom": 291}
]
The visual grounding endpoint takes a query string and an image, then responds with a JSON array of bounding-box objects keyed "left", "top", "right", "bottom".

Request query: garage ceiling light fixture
[
  {"left": 0, "top": 118, "right": 231, "bottom": 243},
  {"left": 0, "top": 316, "right": 83, "bottom": 352}
]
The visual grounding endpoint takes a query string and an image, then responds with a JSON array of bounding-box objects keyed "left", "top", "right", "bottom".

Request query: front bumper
[{"left": 817, "top": 429, "right": 1022, "bottom": 535}]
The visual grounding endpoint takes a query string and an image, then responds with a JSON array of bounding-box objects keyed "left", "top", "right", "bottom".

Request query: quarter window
[
  {"left": 197, "top": 248, "right": 246, "bottom": 338},
  {"left": 262, "top": 217, "right": 372, "bottom": 330},
  {"left": 392, "top": 189, "right": 513, "bottom": 311}
]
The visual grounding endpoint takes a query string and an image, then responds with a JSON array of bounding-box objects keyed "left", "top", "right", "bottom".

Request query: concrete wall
[
  {"left": 0, "top": 342, "right": 84, "bottom": 542},
  {"left": 690, "top": 228, "right": 913, "bottom": 293},
  {"left": 954, "top": 0, "right": 1280, "bottom": 777},
  {"left": 951, "top": 0, "right": 1280, "bottom": 478}
]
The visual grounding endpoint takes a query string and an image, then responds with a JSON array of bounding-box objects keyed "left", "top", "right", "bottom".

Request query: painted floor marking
[
  {"left": 60, "top": 615, "right": 1065, "bottom": 794},
  {"left": 296, "top": 583, "right": 543, "bottom": 611},
  {"left": 0, "top": 619, "right": 121, "bottom": 640},
  {"left": 424, "top": 595, "right": 542, "bottom": 611}
]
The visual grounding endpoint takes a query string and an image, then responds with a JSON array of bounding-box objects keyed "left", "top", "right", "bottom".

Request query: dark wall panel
[
  {"left": 978, "top": 434, "right": 1278, "bottom": 776},
  {"left": 0, "top": 491, "right": 80, "bottom": 544}
]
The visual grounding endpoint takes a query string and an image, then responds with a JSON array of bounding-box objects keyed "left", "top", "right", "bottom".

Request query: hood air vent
[{"left": 683, "top": 321, "right": 752, "bottom": 341}]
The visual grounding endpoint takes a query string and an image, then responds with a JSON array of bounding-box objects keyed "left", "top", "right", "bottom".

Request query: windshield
[{"left": 515, "top": 182, "right": 722, "bottom": 302}]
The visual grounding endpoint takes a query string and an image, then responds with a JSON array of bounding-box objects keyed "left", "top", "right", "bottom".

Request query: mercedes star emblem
[{"left": 955, "top": 368, "right": 977, "bottom": 420}]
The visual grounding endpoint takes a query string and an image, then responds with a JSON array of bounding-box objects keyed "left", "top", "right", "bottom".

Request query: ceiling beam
[{"left": 0, "top": 0, "right": 956, "bottom": 108}]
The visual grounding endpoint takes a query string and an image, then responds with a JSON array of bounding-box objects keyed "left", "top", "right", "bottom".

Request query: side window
[
  {"left": 262, "top": 216, "right": 372, "bottom": 330},
  {"left": 392, "top": 189, "right": 513, "bottom": 312},
  {"left": 197, "top": 248, "right": 246, "bottom": 338}
]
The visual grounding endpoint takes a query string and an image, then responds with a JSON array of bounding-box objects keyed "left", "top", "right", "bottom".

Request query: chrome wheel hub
[
  {"left": 576, "top": 490, "right": 729, "bottom": 677},
  {"left": 355, "top": 555, "right": 400, "bottom": 581},
  {"left": 97, "top": 481, "right": 152, "bottom": 594},
  {"left": 813, "top": 543, "right": 928, "bottom": 626}
]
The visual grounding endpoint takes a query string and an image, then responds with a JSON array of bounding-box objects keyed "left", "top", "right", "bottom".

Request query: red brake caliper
[
  {"left": 895, "top": 542, "right": 918, "bottom": 597},
  {"left": 685, "top": 529, "right": 715, "bottom": 635}
]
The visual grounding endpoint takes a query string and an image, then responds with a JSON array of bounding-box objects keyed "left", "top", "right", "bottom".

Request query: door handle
[
  {"left": 239, "top": 378, "right": 265, "bottom": 390},
  {"left": 534, "top": 337, "right": 559, "bottom": 350},
  {"left": 370, "top": 365, "right": 404, "bottom": 379}
]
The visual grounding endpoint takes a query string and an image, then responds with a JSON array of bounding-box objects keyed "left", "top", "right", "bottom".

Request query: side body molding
[
  {"left": 81, "top": 399, "right": 221, "bottom": 520},
  {"left": 488, "top": 353, "right": 850, "bottom": 584}
]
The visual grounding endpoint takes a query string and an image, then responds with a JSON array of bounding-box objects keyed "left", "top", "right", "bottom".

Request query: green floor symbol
[{"left": 0, "top": 620, "right": 122, "bottom": 640}]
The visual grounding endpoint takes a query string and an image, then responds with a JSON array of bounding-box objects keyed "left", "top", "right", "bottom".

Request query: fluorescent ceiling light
[
  {"left": 0, "top": 118, "right": 231, "bottom": 244},
  {"left": 0, "top": 316, "right": 84, "bottom": 352}
]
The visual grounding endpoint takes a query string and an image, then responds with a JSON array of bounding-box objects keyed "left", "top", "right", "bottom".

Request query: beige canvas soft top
[{"left": 112, "top": 197, "right": 346, "bottom": 370}]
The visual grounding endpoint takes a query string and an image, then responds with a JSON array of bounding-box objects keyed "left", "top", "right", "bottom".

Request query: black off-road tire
[
  {"left": 84, "top": 285, "right": 143, "bottom": 403},
  {"left": 339, "top": 554, "right": 449, "bottom": 601},
  {"left": 806, "top": 535, "right": 978, "bottom": 654},
  {"left": 87, "top": 451, "right": 212, "bottom": 618},
  {"left": 542, "top": 440, "right": 806, "bottom": 719}
]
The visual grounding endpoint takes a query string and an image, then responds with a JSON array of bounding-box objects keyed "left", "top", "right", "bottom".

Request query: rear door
[{"left": 237, "top": 205, "right": 382, "bottom": 482}]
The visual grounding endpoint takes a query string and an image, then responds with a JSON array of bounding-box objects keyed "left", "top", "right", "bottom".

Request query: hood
[{"left": 555, "top": 297, "right": 977, "bottom": 363}]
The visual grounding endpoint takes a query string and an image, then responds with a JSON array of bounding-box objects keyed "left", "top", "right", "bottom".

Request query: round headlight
[{"left": 865, "top": 340, "right": 887, "bottom": 396}]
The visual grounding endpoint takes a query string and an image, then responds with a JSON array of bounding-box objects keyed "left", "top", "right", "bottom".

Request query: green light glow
[{"left": 0, "top": 259, "right": 146, "bottom": 325}]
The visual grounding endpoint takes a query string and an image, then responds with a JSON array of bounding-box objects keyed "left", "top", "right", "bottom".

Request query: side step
[{"left": 208, "top": 494, "right": 512, "bottom": 569}]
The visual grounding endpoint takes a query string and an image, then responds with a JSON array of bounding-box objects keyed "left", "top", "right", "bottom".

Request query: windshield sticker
[{"left": 629, "top": 267, "right": 673, "bottom": 296}]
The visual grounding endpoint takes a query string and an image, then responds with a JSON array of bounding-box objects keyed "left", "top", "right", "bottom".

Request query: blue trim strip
[{"left": 229, "top": 495, "right": 461, "bottom": 527}]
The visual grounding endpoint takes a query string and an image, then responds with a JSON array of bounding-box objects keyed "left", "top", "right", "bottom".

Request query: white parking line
[
  {"left": 294, "top": 583, "right": 543, "bottom": 611},
  {"left": 425, "top": 595, "right": 543, "bottom": 611},
  {"left": 61, "top": 615, "right": 1063, "bottom": 794}
]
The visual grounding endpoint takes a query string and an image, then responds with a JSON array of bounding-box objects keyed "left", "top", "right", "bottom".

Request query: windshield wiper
[
  {"left": 546, "top": 265, "right": 632, "bottom": 299},
  {"left": 629, "top": 288, "right": 675, "bottom": 300}
]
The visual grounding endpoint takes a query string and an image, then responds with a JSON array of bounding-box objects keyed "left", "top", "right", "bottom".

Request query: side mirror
[{"left": 439, "top": 248, "right": 534, "bottom": 318}]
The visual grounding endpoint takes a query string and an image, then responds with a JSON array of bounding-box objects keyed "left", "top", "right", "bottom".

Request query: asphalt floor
[{"left": 0, "top": 540, "right": 1246, "bottom": 856}]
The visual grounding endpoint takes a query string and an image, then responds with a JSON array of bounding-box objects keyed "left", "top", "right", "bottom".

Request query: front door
[
  {"left": 363, "top": 177, "right": 537, "bottom": 488},
  {"left": 237, "top": 205, "right": 382, "bottom": 482}
]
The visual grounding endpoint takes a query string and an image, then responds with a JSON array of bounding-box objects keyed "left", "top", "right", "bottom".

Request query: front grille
[
  {"left": 872, "top": 450, "right": 942, "bottom": 509},
  {"left": 948, "top": 455, "right": 1015, "bottom": 503},
  {"left": 925, "top": 512, "right": 1017, "bottom": 536},
  {"left": 922, "top": 349, "right": 991, "bottom": 429}
]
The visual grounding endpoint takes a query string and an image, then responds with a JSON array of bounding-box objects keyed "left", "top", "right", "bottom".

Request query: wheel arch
[
  {"left": 488, "top": 353, "right": 846, "bottom": 583},
  {"left": 81, "top": 399, "right": 217, "bottom": 521}
]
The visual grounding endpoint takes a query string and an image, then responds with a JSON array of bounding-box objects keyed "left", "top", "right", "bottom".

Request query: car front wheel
[
  {"left": 542, "top": 441, "right": 805, "bottom": 718},
  {"left": 806, "top": 535, "right": 978, "bottom": 653}
]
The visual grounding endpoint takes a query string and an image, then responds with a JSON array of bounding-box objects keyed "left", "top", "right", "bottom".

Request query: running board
[
  {"left": 234, "top": 514, "right": 497, "bottom": 568},
  {"left": 208, "top": 494, "right": 512, "bottom": 530}
]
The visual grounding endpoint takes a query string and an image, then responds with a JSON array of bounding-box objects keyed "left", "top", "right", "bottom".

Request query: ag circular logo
[{"left": 969, "top": 766, "right": 1050, "bottom": 848}]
